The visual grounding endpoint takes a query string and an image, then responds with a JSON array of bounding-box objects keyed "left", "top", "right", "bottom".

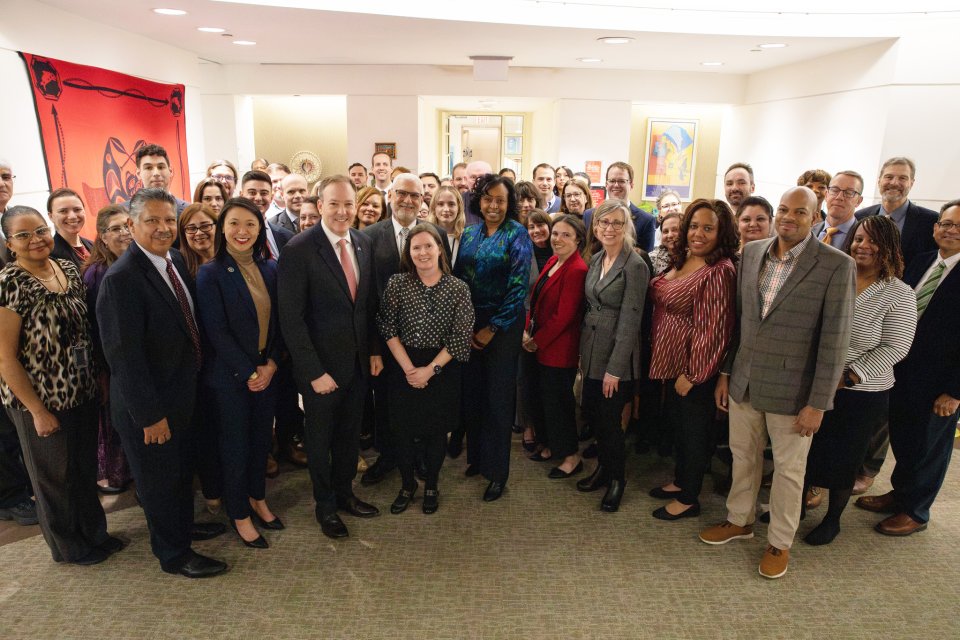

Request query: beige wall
[
  {"left": 252, "top": 96, "right": 348, "bottom": 189},
  {"left": 629, "top": 103, "right": 726, "bottom": 204}
]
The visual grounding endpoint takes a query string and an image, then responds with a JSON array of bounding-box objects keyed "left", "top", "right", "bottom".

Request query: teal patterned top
[{"left": 454, "top": 218, "right": 533, "bottom": 331}]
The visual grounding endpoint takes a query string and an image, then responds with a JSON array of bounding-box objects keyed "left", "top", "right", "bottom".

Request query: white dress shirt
[
  {"left": 136, "top": 241, "right": 195, "bottom": 315},
  {"left": 320, "top": 219, "right": 359, "bottom": 278}
]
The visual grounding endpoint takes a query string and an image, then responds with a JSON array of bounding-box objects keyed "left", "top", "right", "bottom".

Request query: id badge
[{"left": 70, "top": 345, "right": 90, "bottom": 370}]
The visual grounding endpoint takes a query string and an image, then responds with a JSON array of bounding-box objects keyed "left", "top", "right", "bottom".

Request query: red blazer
[{"left": 526, "top": 252, "right": 588, "bottom": 368}]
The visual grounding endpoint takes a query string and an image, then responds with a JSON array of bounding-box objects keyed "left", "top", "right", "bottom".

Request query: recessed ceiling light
[
  {"left": 153, "top": 8, "right": 187, "bottom": 16},
  {"left": 198, "top": 27, "right": 225, "bottom": 33},
  {"left": 578, "top": 57, "right": 603, "bottom": 63},
  {"left": 700, "top": 61, "right": 723, "bottom": 67},
  {"left": 233, "top": 40, "right": 256, "bottom": 46},
  {"left": 759, "top": 43, "right": 787, "bottom": 49},
  {"left": 597, "top": 37, "right": 633, "bottom": 45}
]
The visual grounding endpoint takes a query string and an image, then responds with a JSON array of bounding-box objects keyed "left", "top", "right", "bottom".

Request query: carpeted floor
[{"left": 1, "top": 436, "right": 958, "bottom": 640}]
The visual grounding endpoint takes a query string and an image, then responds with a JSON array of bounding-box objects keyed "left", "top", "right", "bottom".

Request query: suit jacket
[
  {"left": 894, "top": 251, "right": 960, "bottom": 402},
  {"left": 50, "top": 233, "right": 94, "bottom": 269},
  {"left": 277, "top": 225, "right": 376, "bottom": 388},
  {"left": 545, "top": 194, "right": 561, "bottom": 214},
  {"left": 96, "top": 243, "right": 199, "bottom": 432},
  {"left": 269, "top": 222, "right": 294, "bottom": 254},
  {"left": 270, "top": 210, "right": 299, "bottom": 234},
  {"left": 855, "top": 201, "right": 938, "bottom": 268},
  {"left": 363, "top": 218, "right": 448, "bottom": 299},
  {"left": 725, "top": 237, "right": 855, "bottom": 415},
  {"left": 196, "top": 255, "right": 283, "bottom": 388},
  {"left": 527, "top": 252, "right": 588, "bottom": 368},
  {"left": 579, "top": 248, "right": 649, "bottom": 381},
  {"left": 583, "top": 202, "right": 656, "bottom": 252}
]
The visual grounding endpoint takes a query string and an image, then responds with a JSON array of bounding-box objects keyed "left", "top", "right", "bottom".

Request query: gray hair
[
  {"left": 390, "top": 173, "right": 423, "bottom": 194},
  {"left": 593, "top": 199, "right": 636, "bottom": 252},
  {"left": 129, "top": 188, "right": 176, "bottom": 220},
  {"left": 0, "top": 158, "right": 11, "bottom": 171}
]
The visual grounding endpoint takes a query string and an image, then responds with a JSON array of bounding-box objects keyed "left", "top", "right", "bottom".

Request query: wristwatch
[
  {"left": 433, "top": 363, "right": 443, "bottom": 376},
  {"left": 487, "top": 324, "right": 499, "bottom": 334},
  {"left": 842, "top": 370, "right": 857, "bottom": 388}
]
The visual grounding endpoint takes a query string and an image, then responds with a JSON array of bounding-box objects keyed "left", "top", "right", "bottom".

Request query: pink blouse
[{"left": 648, "top": 258, "right": 737, "bottom": 385}]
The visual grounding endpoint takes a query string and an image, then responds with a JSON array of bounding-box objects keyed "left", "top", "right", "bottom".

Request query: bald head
[
  {"left": 775, "top": 186, "right": 818, "bottom": 249},
  {"left": 466, "top": 161, "right": 493, "bottom": 188},
  {"left": 281, "top": 173, "right": 308, "bottom": 215}
]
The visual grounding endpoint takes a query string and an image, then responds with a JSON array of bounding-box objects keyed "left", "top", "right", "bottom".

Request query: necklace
[{"left": 19, "top": 260, "right": 65, "bottom": 289}]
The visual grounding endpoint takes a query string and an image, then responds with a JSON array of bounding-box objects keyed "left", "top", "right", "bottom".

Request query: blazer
[
  {"left": 545, "top": 194, "right": 561, "bottom": 214},
  {"left": 277, "top": 225, "right": 377, "bottom": 388},
  {"left": 855, "top": 201, "right": 938, "bottom": 268},
  {"left": 894, "top": 251, "right": 960, "bottom": 402},
  {"left": 96, "top": 242, "right": 199, "bottom": 432},
  {"left": 269, "top": 221, "right": 294, "bottom": 254},
  {"left": 724, "top": 237, "right": 856, "bottom": 415},
  {"left": 196, "top": 255, "right": 283, "bottom": 389},
  {"left": 270, "top": 210, "right": 299, "bottom": 234},
  {"left": 579, "top": 248, "right": 649, "bottom": 381},
  {"left": 527, "top": 252, "right": 588, "bottom": 368},
  {"left": 363, "top": 218, "right": 448, "bottom": 299},
  {"left": 50, "top": 233, "right": 94, "bottom": 269},
  {"left": 583, "top": 202, "right": 656, "bottom": 252}
]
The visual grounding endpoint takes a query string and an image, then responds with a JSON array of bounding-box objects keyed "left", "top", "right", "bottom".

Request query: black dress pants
[
  {"left": 536, "top": 364, "right": 578, "bottom": 459},
  {"left": 582, "top": 377, "right": 633, "bottom": 482},
  {"left": 663, "top": 376, "right": 717, "bottom": 505},
  {"left": 0, "top": 408, "right": 31, "bottom": 508}
]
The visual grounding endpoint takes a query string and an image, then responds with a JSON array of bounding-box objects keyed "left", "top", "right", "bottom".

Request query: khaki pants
[{"left": 726, "top": 396, "right": 812, "bottom": 550}]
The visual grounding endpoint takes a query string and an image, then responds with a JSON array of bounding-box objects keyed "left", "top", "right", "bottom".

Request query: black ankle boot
[
  {"left": 601, "top": 479, "right": 625, "bottom": 512},
  {"left": 576, "top": 464, "right": 608, "bottom": 492}
]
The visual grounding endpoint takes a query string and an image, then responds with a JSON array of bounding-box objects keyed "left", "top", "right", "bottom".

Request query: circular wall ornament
[{"left": 290, "top": 150, "right": 322, "bottom": 183}]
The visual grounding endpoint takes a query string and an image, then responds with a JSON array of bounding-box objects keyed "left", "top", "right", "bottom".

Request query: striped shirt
[
  {"left": 648, "top": 259, "right": 737, "bottom": 384},
  {"left": 846, "top": 277, "right": 917, "bottom": 391},
  {"left": 758, "top": 235, "right": 811, "bottom": 319}
]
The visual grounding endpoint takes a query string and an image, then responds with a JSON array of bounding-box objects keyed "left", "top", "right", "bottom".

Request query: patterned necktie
[
  {"left": 821, "top": 227, "right": 839, "bottom": 246},
  {"left": 165, "top": 259, "right": 202, "bottom": 370},
  {"left": 916, "top": 262, "right": 945, "bottom": 318},
  {"left": 399, "top": 227, "right": 410, "bottom": 254},
  {"left": 338, "top": 238, "right": 357, "bottom": 301}
]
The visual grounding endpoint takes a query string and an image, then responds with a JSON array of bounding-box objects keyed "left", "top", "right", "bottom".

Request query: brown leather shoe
[
  {"left": 265, "top": 454, "right": 279, "bottom": 479},
  {"left": 875, "top": 512, "right": 927, "bottom": 536},
  {"left": 805, "top": 486, "right": 823, "bottom": 509},
  {"left": 759, "top": 545, "right": 790, "bottom": 579},
  {"left": 852, "top": 475, "right": 874, "bottom": 495},
  {"left": 285, "top": 442, "right": 308, "bottom": 467},
  {"left": 854, "top": 490, "right": 897, "bottom": 513}
]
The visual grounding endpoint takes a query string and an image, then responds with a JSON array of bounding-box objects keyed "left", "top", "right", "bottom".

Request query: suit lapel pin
[{"left": 227, "top": 267, "right": 235, "bottom": 272}]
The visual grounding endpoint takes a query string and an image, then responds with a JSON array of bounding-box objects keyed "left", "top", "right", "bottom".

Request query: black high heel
[
  {"left": 231, "top": 520, "right": 268, "bottom": 549},
  {"left": 576, "top": 464, "right": 608, "bottom": 492}
]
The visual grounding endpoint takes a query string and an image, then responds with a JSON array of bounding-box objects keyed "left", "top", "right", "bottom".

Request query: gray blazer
[
  {"left": 579, "top": 248, "right": 649, "bottom": 381},
  {"left": 724, "top": 237, "right": 855, "bottom": 415},
  {"left": 271, "top": 210, "right": 299, "bottom": 234}
]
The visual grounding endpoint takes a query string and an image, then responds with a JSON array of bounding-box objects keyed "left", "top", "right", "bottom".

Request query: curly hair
[
  {"left": 841, "top": 215, "right": 903, "bottom": 280},
  {"left": 671, "top": 198, "right": 740, "bottom": 270},
  {"left": 469, "top": 174, "right": 518, "bottom": 225}
]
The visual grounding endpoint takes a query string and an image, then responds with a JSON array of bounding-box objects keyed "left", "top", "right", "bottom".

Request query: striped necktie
[{"left": 916, "top": 262, "right": 945, "bottom": 317}]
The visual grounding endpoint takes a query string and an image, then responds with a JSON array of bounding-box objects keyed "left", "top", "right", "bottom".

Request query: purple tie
[{"left": 166, "top": 259, "right": 202, "bottom": 370}]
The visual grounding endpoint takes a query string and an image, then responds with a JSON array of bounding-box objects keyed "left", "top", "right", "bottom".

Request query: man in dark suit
[
  {"left": 811, "top": 171, "right": 863, "bottom": 249},
  {"left": 271, "top": 173, "right": 306, "bottom": 234},
  {"left": 97, "top": 188, "right": 227, "bottom": 578},
  {"left": 583, "top": 162, "right": 657, "bottom": 251},
  {"left": 702, "top": 186, "right": 855, "bottom": 579},
  {"left": 856, "top": 200, "right": 960, "bottom": 535},
  {"left": 278, "top": 175, "right": 383, "bottom": 539},
  {"left": 854, "top": 157, "right": 937, "bottom": 267}
]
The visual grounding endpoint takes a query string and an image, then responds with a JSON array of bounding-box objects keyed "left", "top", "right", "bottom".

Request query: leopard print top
[{"left": 0, "top": 259, "right": 97, "bottom": 411}]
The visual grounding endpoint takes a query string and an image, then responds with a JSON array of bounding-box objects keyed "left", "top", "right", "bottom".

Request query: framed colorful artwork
[
  {"left": 640, "top": 119, "right": 698, "bottom": 201},
  {"left": 375, "top": 142, "right": 397, "bottom": 159}
]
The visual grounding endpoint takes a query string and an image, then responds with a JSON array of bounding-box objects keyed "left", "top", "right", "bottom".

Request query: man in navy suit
[
  {"left": 278, "top": 175, "right": 383, "bottom": 539},
  {"left": 583, "top": 162, "right": 656, "bottom": 252},
  {"left": 533, "top": 163, "right": 561, "bottom": 214},
  {"left": 856, "top": 200, "right": 960, "bottom": 535},
  {"left": 97, "top": 188, "right": 227, "bottom": 578},
  {"left": 854, "top": 157, "right": 937, "bottom": 267}
]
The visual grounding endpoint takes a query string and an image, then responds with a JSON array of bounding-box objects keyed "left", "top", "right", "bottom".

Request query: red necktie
[
  {"left": 166, "top": 259, "right": 202, "bottom": 370},
  {"left": 338, "top": 238, "right": 357, "bottom": 301}
]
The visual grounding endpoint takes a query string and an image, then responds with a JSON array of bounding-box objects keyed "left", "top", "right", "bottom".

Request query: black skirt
[
  {"left": 805, "top": 389, "right": 888, "bottom": 489},
  {"left": 387, "top": 345, "right": 462, "bottom": 439}
]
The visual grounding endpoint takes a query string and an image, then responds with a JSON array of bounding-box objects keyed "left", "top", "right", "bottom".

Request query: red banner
[{"left": 19, "top": 52, "right": 188, "bottom": 238}]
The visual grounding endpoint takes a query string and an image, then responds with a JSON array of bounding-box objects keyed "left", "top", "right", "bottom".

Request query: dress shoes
[
  {"left": 422, "top": 489, "right": 439, "bottom": 514},
  {"left": 576, "top": 465, "right": 607, "bottom": 492},
  {"left": 522, "top": 438, "right": 538, "bottom": 453},
  {"left": 529, "top": 450, "right": 552, "bottom": 462},
  {"left": 337, "top": 495, "right": 380, "bottom": 518},
  {"left": 649, "top": 486, "right": 682, "bottom": 500},
  {"left": 855, "top": 490, "right": 898, "bottom": 514},
  {"left": 230, "top": 521, "right": 269, "bottom": 549},
  {"left": 253, "top": 513, "right": 285, "bottom": 531},
  {"left": 285, "top": 439, "right": 308, "bottom": 467},
  {"left": 360, "top": 458, "right": 396, "bottom": 486},
  {"left": 483, "top": 481, "right": 505, "bottom": 502},
  {"left": 390, "top": 485, "right": 418, "bottom": 514},
  {"left": 318, "top": 513, "right": 349, "bottom": 539},
  {"left": 97, "top": 535, "right": 126, "bottom": 555},
  {"left": 548, "top": 461, "right": 583, "bottom": 479},
  {"left": 464, "top": 465, "right": 481, "bottom": 477},
  {"left": 852, "top": 475, "right": 875, "bottom": 495},
  {"left": 97, "top": 483, "right": 128, "bottom": 495},
  {"left": 190, "top": 522, "right": 227, "bottom": 541},
  {"left": 805, "top": 486, "right": 823, "bottom": 509},
  {"left": 162, "top": 551, "right": 228, "bottom": 579},
  {"left": 581, "top": 442, "right": 598, "bottom": 459},
  {"left": 265, "top": 454, "right": 280, "bottom": 479},
  {"left": 600, "top": 479, "right": 625, "bottom": 512},
  {"left": 652, "top": 502, "right": 701, "bottom": 521},
  {"left": 875, "top": 512, "right": 927, "bottom": 537},
  {"left": 72, "top": 547, "right": 110, "bottom": 566}
]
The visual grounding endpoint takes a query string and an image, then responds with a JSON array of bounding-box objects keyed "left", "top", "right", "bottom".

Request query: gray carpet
[{"left": 1, "top": 438, "right": 958, "bottom": 639}]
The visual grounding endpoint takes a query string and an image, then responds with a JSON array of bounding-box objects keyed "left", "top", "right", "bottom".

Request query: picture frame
[
  {"left": 640, "top": 119, "right": 698, "bottom": 201},
  {"left": 375, "top": 142, "right": 397, "bottom": 159}
]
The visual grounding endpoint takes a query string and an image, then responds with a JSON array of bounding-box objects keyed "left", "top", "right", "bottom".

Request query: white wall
[
  {"left": 555, "top": 99, "right": 632, "bottom": 175},
  {"left": 347, "top": 95, "right": 420, "bottom": 171}
]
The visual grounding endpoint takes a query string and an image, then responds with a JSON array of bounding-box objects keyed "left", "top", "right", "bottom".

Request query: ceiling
[{"left": 40, "top": 0, "right": 958, "bottom": 74}]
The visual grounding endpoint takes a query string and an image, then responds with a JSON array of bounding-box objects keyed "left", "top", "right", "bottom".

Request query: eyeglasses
[
  {"left": 564, "top": 192, "right": 584, "bottom": 200},
  {"left": 184, "top": 222, "right": 215, "bottom": 235},
  {"left": 597, "top": 219, "right": 625, "bottom": 230},
  {"left": 606, "top": 179, "right": 629, "bottom": 187},
  {"left": 9, "top": 226, "right": 51, "bottom": 242},
  {"left": 826, "top": 186, "right": 861, "bottom": 199},
  {"left": 105, "top": 225, "right": 132, "bottom": 236},
  {"left": 936, "top": 221, "right": 959, "bottom": 232},
  {"left": 394, "top": 189, "right": 423, "bottom": 201},
  {"left": 212, "top": 175, "right": 235, "bottom": 185}
]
